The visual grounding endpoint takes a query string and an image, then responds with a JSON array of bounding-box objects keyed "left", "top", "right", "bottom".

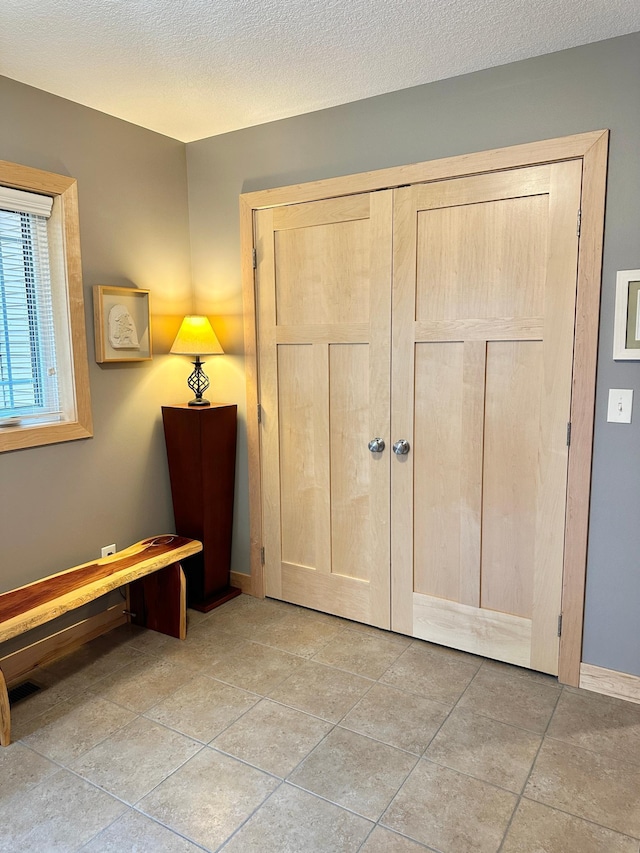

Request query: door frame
[{"left": 240, "top": 130, "right": 609, "bottom": 686}]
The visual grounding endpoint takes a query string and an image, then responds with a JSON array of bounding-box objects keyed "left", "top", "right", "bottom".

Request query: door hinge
[
  {"left": 566, "top": 421, "right": 572, "bottom": 447},
  {"left": 252, "top": 247, "right": 257, "bottom": 269},
  {"left": 557, "top": 613, "right": 563, "bottom": 637},
  {"left": 576, "top": 209, "right": 582, "bottom": 238},
  {"left": 260, "top": 546, "right": 265, "bottom": 565},
  {"left": 257, "top": 403, "right": 262, "bottom": 423}
]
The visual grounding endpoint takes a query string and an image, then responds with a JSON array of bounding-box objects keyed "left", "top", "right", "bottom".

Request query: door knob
[
  {"left": 393, "top": 439, "right": 410, "bottom": 455},
  {"left": 368, "top": 437, "right": 385, "bottom": 453}
]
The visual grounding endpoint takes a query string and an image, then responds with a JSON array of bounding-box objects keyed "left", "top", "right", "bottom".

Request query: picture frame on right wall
[{"left": 613, "top": 269, "right": 640, "bottom": 360}]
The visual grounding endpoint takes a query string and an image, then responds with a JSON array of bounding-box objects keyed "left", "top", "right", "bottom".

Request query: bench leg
[
  {"left": 128, "top": 561, "right": 187, "bottom": 640},
  {"left": 0, "top": 666, "right": 10, "bottom": 747}
]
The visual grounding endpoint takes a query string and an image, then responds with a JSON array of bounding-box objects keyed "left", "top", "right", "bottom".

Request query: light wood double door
[{"left": 256, "top": 160, "right": 582, "bottom": 674}]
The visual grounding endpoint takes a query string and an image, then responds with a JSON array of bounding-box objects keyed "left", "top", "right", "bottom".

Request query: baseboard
[
  {"left": 579, "top": 663, "right": 640, "bottom": 705},
  {"left": 231, "top": 570, "right": 256, "bottom": 596},
  {"left": 0, "top": 604, "right": 127, "bottom": 687}
]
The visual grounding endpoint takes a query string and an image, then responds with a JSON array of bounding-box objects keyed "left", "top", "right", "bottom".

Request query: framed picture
[
  {"left": 93, "top": 286, "right": 152, "bottom": 363},
  {"left": 613, "top": 270, "right": 640, "bottom": 360}
]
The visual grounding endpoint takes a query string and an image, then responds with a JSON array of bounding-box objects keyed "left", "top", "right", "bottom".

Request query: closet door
[
  {"left": 392, "top": 162, "right": 582, "bottom": 674},
  {"left": 255, "top": 191, "right": 393, "bottom": 627}
]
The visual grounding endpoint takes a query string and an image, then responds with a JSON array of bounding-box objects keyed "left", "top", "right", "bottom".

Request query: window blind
[{"left": 0, "top": 187, "right": 61, "bottom": 425}]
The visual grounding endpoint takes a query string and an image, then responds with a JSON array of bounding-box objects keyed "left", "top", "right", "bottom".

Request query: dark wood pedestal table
[{"left": 162, "top": 404, "right": 241, "bottom": 611}]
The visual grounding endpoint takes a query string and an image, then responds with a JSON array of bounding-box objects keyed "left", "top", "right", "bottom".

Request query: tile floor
[{"left": 2, "top": 595, "right": 640, "bottom": 852}]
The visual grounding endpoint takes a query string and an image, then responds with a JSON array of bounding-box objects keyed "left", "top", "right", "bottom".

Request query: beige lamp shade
[{"left": 170, "top": 316, "right": 224, "bottom": 356}]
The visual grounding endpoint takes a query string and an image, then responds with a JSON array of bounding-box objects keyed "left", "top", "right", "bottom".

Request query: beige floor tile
[
  {"left": 107, "top": 622, "right": 174, "bottom": 655},
  {"left": 115, "top": 609, "right": 230, "bottom": 656},
  {"left": 185, "top": 607, "right": 210, "bottom": 627},
  {"left": 312, "top": 629, "right": 410, "bottom": 679},
  {"left": 269, "top": 660, "right": 373, "bottom": 722},
  {"left": 524, "top": 738, "right": 640, "bottom": 837},
  {"left": 189, "top": 612, "right": 240, "bottom": 639},
  {"left": 561, "top": 683, "right": 589, "bottom": 696},
  {"left": 88, "top": 652, "right": 195, "bottom": 712},
  {"left": 382, "top": 759, "right": 517, "bottom": 852},
  {"left": 292, "top": 603, "right": 351, "bottom": 625},
  {"left": 206, "top": 640, "right": 305, "bottom": 693},
  {"left": 157, "top": 626, "right": 243, "bottom": 671},
  {"left": 145, "top": 674, "right": 259, "bottom": 741},
  {"left": 15, "top": 694, "right": 136, "bottom": 763},
  {"left": 80, "top": 808, "right": 204, "bottom": 852},
  {"left": 339, "top": 621, "right": 413, "bottom": 640},
  {"left": 289, "top": 727, "right": 418, "bottom": 820},
  {"left": 297, "top": 605, "right": 347, "bottom": 624},
  {"left": 191, "top": 591, "right": 246, "bottom": 618},
  {"left": 547, "top": 687, "right": 640, "bottom": 764},
  {"left": 341, "top": 682, "right": 449, "bottom": 754},
  {"left": 249, "top": 609, "right": 346, "bottom": 657},
  {"left": 481, "top": 658, "right": 560, "bottom": 686},
  {"left": 70, "top": 716, "right": 202, "bottom": 804},
  {"left": 457, "top": 665, "right": 561, "bottom": 732},
  {"left": 222, "top": 783, "right": 373, "bottom": 852},
  {"left": 359, "top": 826, "right": 433, "bottom": 852},
  {"left": 138, "top": 748, "right": 279, "bottom": 850},
  {"left": 8, "top": 675, "right": 75, "bottom": 725},
  {"left": 92, "top": 627, "right": 146, "bottom": 652},
  {"left": 212, "top": 698, "right": 332, "bottom": 776},
  {"left": 425, "top": 707, "right": 542, "bottom": 792},
  {"left": 202, "top": 595, "right": 292, "bottom": 637},
  {"left": 38, "top": 635, "right": 145, "bottom": 692},
  {"left": 0, "top": 741, "right": 59, "bottom": 800},
  {"left": 379, "top": 644, "right": 480, "bottom": 705},
  {"left": 502, "top": 798, "right": 639, "bottom": 853},
  {"left": 0, "top": 769, "right": 126, "bottom": 853},
  {"left": 409, "top": 638, "right": 483, "bottom": 663}
]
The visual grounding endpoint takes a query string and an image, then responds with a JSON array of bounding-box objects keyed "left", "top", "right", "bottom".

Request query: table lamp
[{"left": 170, "top": 315, "right": 224, "bottom": 406}]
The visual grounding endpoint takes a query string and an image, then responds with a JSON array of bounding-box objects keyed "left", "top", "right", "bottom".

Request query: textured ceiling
[{"left": 1, "top": 0, "right": 639, "bottom": 142}]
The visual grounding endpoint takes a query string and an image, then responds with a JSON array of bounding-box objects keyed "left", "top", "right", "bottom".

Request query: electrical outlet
[{"left": 101, "top": 543, "right": 116, "bottom": 558}]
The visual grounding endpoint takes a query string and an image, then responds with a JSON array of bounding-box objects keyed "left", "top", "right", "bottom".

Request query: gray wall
[
  {"left": 0, "top": 77, "right": 193, "bottom": 651},
  {"left": 186, "top": 32, "right": 640, "bottom": 676}
]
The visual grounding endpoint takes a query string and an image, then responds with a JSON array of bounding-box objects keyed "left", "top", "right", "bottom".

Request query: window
[
  {"left": 0, "top": 188, "right": 58, "bottom": 421},
  {"left": 0, "top": 162, "right": 92, "bottom": 452}
]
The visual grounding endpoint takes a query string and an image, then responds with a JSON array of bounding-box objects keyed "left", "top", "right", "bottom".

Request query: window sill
[{"left": 0, "top": 418, "right": 93, "bottom": 453}]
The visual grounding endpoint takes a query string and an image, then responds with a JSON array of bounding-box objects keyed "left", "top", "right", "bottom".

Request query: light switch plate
[{"left": 607, "top": 389, "right": 633, "bottom": 423}]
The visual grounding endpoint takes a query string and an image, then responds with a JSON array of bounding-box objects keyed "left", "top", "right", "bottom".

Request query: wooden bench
[{"left": 0, "top": 534, "right": 202, "bottom": 747}]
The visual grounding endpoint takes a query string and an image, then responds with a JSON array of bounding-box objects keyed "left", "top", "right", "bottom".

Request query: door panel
[
  {"left": 481, "top": 340, "right": 542, "bottom": 619},
  {"left": 256, "top": 192, "right": 392, "bottom": 627},
  {"left": 413, "top": 339, "right": 487, "bottom": 610},
  {"left": 277, "top": 344, "right": 317, "bottom": 569},
  {"left": 275, "top": 220, "right": 370, "bottom": 326},
  {"left": 329, "top": 343, "right": 371, "bottom": 581},
  {"left": 392, "top": 161, "right": 583, "bottom": 674},
  {"left": 415, "top": 194, "right": 548, "bottom": 321},
  {"left": 412, "top": 596, "right": 532, "bottom": 668},
  {"left": 413, "top": 342, "right": 465, "bottom": 603}
]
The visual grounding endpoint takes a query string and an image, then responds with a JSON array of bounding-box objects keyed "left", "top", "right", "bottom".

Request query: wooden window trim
[{"left": 0, "top": 161, "right": 93, "bottom": 452}]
